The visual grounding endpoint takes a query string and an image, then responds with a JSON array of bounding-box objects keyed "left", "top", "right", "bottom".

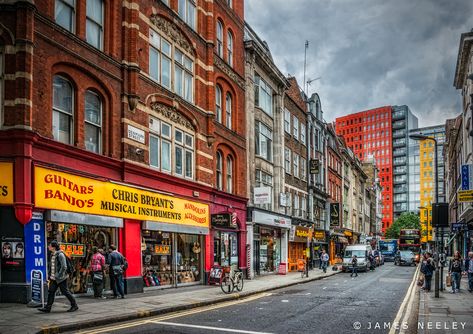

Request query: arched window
[
  {"left": 52, "top": 75, "right": 74, "bottom": 144},
  {"left": 84, "top": 90, "right": 102, "bottom": 154},
  {"left": 215, "top": 85, "right": 222, "bottom": 123},
  {"left": 216, "top": 20, "right": 223, "bottom": 57},
  {"left": 216, "top": 151, "right": 223, "bottom": 190},
  {"left": 225, "top": 92, "right": 232, "bottom": 130},
  {"left": 227, "top": 31, "right": 233, "bottom": 66},
  {"left": 226, "top": 156, "right": 233, "bottom": 193}
]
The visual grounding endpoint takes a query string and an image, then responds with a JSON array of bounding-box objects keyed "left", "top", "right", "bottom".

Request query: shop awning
[
  {"left": 46, "top": 210, "right": 123, "bottom": 228},
  {"left": 143, "top": 221, "right": 209, "bottom": 235}
]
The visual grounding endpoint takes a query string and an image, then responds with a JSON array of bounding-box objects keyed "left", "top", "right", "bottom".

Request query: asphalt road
[{"left": 76, "top": 262, "right": 417, "bottom": 334}]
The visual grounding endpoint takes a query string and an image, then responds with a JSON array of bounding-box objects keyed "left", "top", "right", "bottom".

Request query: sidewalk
[
  {"left": 418, "top": 276, "right": 473, "bottom": 334},
  {"left": 0, "top": 267, "right": 341, "bottom": 334}
]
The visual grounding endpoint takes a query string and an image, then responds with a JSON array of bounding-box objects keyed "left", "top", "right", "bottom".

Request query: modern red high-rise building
[{"left": 335, "top": 107, "right": 393, "bottom": 232}]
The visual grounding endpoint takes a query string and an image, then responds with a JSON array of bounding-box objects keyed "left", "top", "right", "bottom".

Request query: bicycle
[{"left": 220, "top": 266, "right": 244, "bottom": 294}]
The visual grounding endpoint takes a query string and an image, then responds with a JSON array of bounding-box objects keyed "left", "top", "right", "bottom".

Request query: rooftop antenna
[{"left": 303, "top": 40, "right": 309, "bottom": 97}]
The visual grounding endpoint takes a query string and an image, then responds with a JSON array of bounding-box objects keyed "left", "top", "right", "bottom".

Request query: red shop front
[{"left": 207, "top": 194, "right": 247, "bottom": 279}]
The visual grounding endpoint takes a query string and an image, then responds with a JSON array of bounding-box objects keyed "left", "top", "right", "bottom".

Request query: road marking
[
  {"left": 281, "top": 300, "right": 289, "bottom": 303},
  {"left": 77, "top": 293, "right": 271, "bottom": 334},
  {"left": 389, "top": 266, "right": 419, "bottom": 334},
  {"left": 149, "top": 321, "right": 274, "bottom": 334},
  {"left": 323, "top": 287, "right": 327, "bottom": 290}
]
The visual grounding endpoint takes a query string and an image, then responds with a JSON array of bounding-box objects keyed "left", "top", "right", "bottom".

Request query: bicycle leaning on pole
[{"left": 220, "top": 266, "right": 244, "bottom": 294}]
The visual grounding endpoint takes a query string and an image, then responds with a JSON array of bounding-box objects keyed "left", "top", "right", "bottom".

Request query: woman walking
[{"left": 448, "top": 251, "right": 463, "bottom": 293}]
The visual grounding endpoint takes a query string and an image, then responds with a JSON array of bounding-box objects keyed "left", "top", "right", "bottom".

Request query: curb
[{"left": 38, "top": 270, "right": 341, "bottom": 333}]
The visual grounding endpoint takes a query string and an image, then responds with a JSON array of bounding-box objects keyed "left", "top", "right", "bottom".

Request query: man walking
[
  {"left": 107, "top": 245, "right": 125, "bottom": 299},
  {"left": 89, "top": 246, "right": 106, "bottom": 299},
  {"left": 321, "top": 249, "right": 329, "bottom": 273},
  {"left": 350, "top": 255, "right": 358, "bottom": 277},
  {"left": 448, "top": 251, "right": 463, "bottom": 293},
  {"left": 421, "top": 252, "right": 435, "bottom": 292},
  {"left": 465, "top": 251, "right": 473, "bottom": 292},
  {"left": 318, "top": 249, "right": 323, "bottom": 269},
  {"left": 38, "top": 240, "right": 78, "bottom": 313}
]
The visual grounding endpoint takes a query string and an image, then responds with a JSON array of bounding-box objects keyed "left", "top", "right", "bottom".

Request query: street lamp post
[
  {"left": 418, "top": 206, "right": 430, "bottom": 251},
  {"left": 410, "top": 134, "right": 440, "bottom": 298}
]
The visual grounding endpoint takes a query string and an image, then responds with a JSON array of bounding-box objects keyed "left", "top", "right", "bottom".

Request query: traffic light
[{"left": 431, "top": 203, "right": 448, "bottom": 227}]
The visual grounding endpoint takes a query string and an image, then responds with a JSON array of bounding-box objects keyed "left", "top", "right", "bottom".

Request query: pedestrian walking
[
  {"left": 448, "top": 251, "right": 463, "bottom": 293},
  {"left": 38, "top": 240, "right": 78, "bottom": 313},
  {"left": 350, "top": 255, "right": 358, "bottom": 277},
  {"left": 318, "top": 249, "right": 323, "bottom": 269},
  {"left": 421, "top": 252, "right": 435, "bottom": 292},
  {"left": 89, "top": 246, "right": 106, "bottom": 299},
  {"left": 465, "top": 251, "right": 473, "bottom": 292},
  {"left": 107, "top": 245, "right": 126, "bottom": 299},
  {"left": 321, "top": 249, "right": 329, "bottom": 273}
]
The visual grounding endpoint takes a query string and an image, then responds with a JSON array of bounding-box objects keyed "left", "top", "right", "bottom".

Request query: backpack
[{"left": 62, "top": 252, "right": 75, "bottom": 276}]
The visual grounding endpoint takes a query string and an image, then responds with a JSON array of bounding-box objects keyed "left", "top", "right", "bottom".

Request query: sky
[{"left": 245, "top": 0, "right": 473, "bottom": 127}]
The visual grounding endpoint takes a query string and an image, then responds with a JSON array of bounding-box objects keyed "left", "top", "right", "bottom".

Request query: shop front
[
  {"left": 141, "top": 221, "right": 206, "bottom": 288},
  {"left": 329, "top": 231, "right": 349, "bottom": 264},
  {"left": 32, "top": 165, "right": 209, "bottom": 296},
  {"left": 247, "top": 209, "right": 290, "bottom": 277},
  {"left": 211, "top": 213, "right": 239, "bottom": 268},
  {"left": 312, "top": 229, "right": 328, "bottom": 265},
  {"left": 288, "top": 225, "right": 309, "bottom": 272}
]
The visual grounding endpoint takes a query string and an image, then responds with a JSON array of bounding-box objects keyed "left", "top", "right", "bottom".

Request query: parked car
[
  {"left": 342, "top": 244, "right": 372, "bottom": 272},
  {"left": 394, "top": 250, "right": 416, "bottom": 266}
]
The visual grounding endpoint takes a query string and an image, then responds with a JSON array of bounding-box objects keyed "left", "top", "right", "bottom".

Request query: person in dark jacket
[
  {"left": 421, "top": 253, "right": 435, "bottom": 292},
  {"left": 350, "top": 255, "right": 358, "bottom": 277},
  {"left": 107, "top": 244, "right": 125, "bottom": 299},
  {"left": 38, "top": 240, "right": 78, "bottom": 313},
  {"left": 448, "top": 251, "right": 463, "bottom": 293}
]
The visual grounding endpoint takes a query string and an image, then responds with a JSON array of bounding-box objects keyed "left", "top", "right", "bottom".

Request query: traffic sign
[
  {"left": 458, "top": 189, "right": 473, "bottom": 202},
  {"left": 461, "top": 164, "right": 473, "bottom": 190}
]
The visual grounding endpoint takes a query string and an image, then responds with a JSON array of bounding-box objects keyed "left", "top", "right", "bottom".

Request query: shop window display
[
  {"left": 142, "top": 230, "right": 173, "bottom": 287},
  {"left": 213, "top": 231, "right": 238, "bottom": 267},
  {"left": 260, "top": 228, "right": 281, "bottom": 273},
  {"left": 176, "top": 234, "right": 201, "bottom": 284},
  {"left": 46, "top": 222, "right": 116, "bottom": 294}
]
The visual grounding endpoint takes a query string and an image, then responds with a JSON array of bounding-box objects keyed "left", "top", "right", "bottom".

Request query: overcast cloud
[{"left": 245, "top": 0, "right": 473, "bottom": 127}]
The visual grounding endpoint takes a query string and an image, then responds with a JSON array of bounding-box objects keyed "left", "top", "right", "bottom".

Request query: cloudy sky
[{"left": 245, "top": 0, "right": 473, "bottom": 127}]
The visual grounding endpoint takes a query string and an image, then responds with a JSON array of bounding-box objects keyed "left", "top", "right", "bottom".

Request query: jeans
[
  {"left": 45, "top": 279, "right": 77, "bottom": 309},
  {"left": 468, "top": 272, "right": 473, "bottom": 291},
  {"left": 351, "top": 266, "right": 358, "bottom": 277},
  {"left": 425, "top": 275, "right": 433, "bottom": 291},
  {"left": 110, "top": 274, "right": 124, "bottom": 297},
  {"left": 92, "top": 271, "right": 104, "bottom": 297},
  {"left": 451, "top": 272, "right": 461, "bottom": 291},
  {"left": 321, "top": 261, "right": 328, "bottom": 273},
  {"left": 318, "top": 259, "right": 322, "bottom": 269}
]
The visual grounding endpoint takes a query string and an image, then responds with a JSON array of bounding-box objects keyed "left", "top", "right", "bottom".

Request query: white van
[{"left": 342, "top": 244, "right": 372, "bottom": 272}]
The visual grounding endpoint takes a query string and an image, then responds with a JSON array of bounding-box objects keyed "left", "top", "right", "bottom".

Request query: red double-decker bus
[{"left": 399, "top": 229, "right": 421, "bottom": 261}]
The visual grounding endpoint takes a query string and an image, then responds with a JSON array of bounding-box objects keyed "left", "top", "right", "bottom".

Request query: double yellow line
[{"left": 77, "top": 292, "right": 271, "bottom": 334}]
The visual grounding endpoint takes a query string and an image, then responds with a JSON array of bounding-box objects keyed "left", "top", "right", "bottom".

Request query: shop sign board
[
  {"left": 309, "top": 159, "right": 319, "bottom": 174},
  {"left": 253, "top": 210, "right": 291, "bottom": 229},
  {"left": 154, "top": 244, "right": 171, "bottom": 255},
  {"left": 458, "top": 190, "right": 473, "bottom": 203},
  {"left": 461, "top": 164, "right": 473, "bottom": 190},
  {"left": 59, "top": 242, "right": 85, "bottom": 257},
  {"left": 313, "top": 230, "right": 325, "bottom": 242},
  {"left": 290, "top": 225, "right": 310, "bottom": 243},
  {"left": 0, "top": 162, "right": 14, "bottom": 204},
  {"left": 211, "top": 213, "right": 237, "bottom": 229},
  {"left": 24, "top": 212, "right": 47, "bottom": 284},
  {"left": 34, "top": 166, "right": 209, "bottom": 228},
  {"left": 31, "top": 270, "right": 44, "bottom": 306},
  {"left": 329, "top": 203, "right": 340, "bottom": 227},
  {"left": 344, "top": 230, "right": 353, "bottom": 237},
  {"left": 254, "top": 187, "right": 271, "bottom": 205}
]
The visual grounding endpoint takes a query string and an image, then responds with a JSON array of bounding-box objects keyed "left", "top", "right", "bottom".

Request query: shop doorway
[
  {"left": 213, "top": 231, "right": 238, "bottom": 268},
  {"left": 253, "top": 239, "right": 260, "bottom": 276}
]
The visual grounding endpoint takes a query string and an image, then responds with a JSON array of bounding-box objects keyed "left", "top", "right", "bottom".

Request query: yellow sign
[
  {"left": 313, "top": 231, "right": 325, "bottom": 241},
  {"left": 60, "top": 243, "right": 85, "bottom": 257},
  {"left": 0, "top": 162, "right": 14, "bottom": 204},
  {"left": 296, "top": 229, "right": 309, "bottom": 238},
  {"left": 34, "top": 167, "right": 209, "bottom": 228},
  {"left": 154, "top": 244, "right": 171, "bottom": 255},
  {"left": 458, "top": 190, "right": 473, "bottom": 203}
]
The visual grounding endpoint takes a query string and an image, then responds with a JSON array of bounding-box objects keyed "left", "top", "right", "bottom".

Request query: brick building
[{"left": 0, "top": 0, "right": 247, "bottom": 302}]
